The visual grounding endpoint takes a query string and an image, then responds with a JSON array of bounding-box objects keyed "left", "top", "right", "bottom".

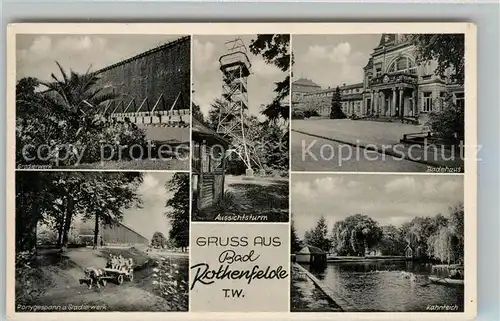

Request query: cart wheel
[
  {"left": 128, "top": 272, "right": 134, "bottom": 282},
  {"left": 117, "top": 274, "right": 124, "bottom": 285}
]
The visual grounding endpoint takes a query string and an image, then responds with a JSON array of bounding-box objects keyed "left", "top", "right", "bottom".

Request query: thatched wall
[{"left": 97, "top": 36, "right": 190, "bottom": 113}]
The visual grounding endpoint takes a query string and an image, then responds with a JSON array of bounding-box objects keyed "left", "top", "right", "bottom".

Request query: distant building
[
  {"left": 295, "top": 34, "right": 465, "bottom": 120},
  {"left": 405, "top": 245, "right": 413, "bottom": 258},
  {"left": 405, "top": 244, "right": 423, "bottom": 259},
  {"left": 366, "top": 248, "right": 383, "bottom": 257},
  {"left": 291, "top": 78, "right": 321, "bottom": 108},
  {"left": 295, "top": 245, "right": 327, "bottom": 265},
  {"left": 78, "top": 219, "right": 149, "bottom": 246}
]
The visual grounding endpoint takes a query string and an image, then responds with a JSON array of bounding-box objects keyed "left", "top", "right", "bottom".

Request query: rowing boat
[{"left": 428, "top": 276, "right": 464, "bottom": 286}]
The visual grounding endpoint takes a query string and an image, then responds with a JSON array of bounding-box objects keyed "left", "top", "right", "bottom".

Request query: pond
[{"left": 303, "top": 261, "right": 464, "bottom": 312}]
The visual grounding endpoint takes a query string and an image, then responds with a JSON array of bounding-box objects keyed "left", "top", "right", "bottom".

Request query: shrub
[
  {"left": 151, "top": 258, "right": 188, "bottom": 311},
  {"left": 292, "top": 109, "right": 305, "bottom": 120},
  {"left": 15, "top": 251, "right": 47, "bottom": 305},
  {"left": 426, "top": 95, "right": 464, "bottom": 140},
  {"left": 303, "top": 109, "right": 320, "bottom": 118}
]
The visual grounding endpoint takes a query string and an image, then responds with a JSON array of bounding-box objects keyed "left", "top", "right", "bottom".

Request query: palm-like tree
[
  {"left": 40, "top": 62, "right": 119, "bottom": 141},
  {"left": 41, "top": 62, "right": 116, "bottom": 118}
]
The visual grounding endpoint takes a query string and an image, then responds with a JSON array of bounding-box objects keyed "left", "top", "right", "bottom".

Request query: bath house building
[
  {"left": 294, "top": 34, "right": 464, "bottom": 120},
  {"left": 295, "top": 245, "right": 327, "bottom": 265}
]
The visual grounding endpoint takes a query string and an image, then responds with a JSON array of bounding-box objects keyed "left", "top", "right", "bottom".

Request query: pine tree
[
  {"left": 330, "top": 86, "right": 346, "bottom": 119},
  {"left": 290, "top": 218, "right": 302, "bottom": 253}
]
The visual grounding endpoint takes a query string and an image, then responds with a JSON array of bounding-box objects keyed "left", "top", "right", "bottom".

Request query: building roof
[
  {"left": 293, "top": 78, "right": 320, "bottom": 87},
  {"left": 300, "top": 244, "right": 327, "bottom": 254},
  {"left": 192, "top": 117, "right": 230, "bottom": 147},
  {"left": 341, "top": 82, "right": 364, "bottom": 90},
  {"left": 304, "top": 88, "right": 335, "bottom": 96},
  {"left": 364, "top": 58, "right": 373, "bottom": 71},
  {"left": 292, "top": 78, "right": 322, "bottom": 93},
  {"left": 78, "top": 219, "right": 149, "bottom": 242},
  {"left": 94, "top": 36, "right": 190, "bottom": 75}
]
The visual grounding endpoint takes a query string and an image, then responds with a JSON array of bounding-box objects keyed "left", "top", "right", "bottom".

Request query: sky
[
  {"left": 16, "top": 34, "right": 186, "bottom": 82},
  {"left": 192, "top": 35, "right": 289, "bottom": 119},
  {"left": 120, "top": 172, "right": 176, "bottom": 241},
  {"left": 291, "top": 174, "right": 464, "bottom": 239},
  {"left": 292, "top": 34, "right": 381, "bottom": 89}
]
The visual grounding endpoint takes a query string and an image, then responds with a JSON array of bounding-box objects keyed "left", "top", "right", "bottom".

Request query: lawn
[{"left": 194, "top": 176, "right": 289, "bottom": 222}]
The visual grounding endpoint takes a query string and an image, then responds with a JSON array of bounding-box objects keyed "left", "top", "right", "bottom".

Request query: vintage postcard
[{"left": 6, "top": 23, "right": 476, "bottom": 321}]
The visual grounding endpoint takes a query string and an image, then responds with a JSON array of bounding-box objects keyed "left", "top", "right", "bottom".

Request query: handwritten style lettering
[
  {"left": 218, "top": 250, "right": 260, "bottom": 264},
  {"left": 190, "top": 263, "right": 289, "bottom": 290}
]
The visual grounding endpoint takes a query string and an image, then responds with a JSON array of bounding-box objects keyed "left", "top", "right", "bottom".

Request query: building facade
[
  {"left": 295, "top": 34, "right": 465, "bottom": 120},
  {"left": 97, "top": 36, "right": 191, "bottom": 125},
  {"left": 78, "top": 219, "right": 150, "bottom": 246},
  {"left": 291, "top": 78, "right": 321, "bottom": 108},
  {"left": 295, "top": 245, "right": 327, "bottom": 265}
]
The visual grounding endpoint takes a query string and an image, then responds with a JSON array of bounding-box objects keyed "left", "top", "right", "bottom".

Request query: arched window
[{"left": 388, "top": 56, "right": 417, "bottom": 74}]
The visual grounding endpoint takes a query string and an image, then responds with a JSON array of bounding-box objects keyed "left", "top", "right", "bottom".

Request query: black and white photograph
[
  {"left": 16, "top": 34, "right": 191, "bottom": 170},
  {"left": 15, "top": 171, "right": 189, "bottom": 312},
  {"left": 291, "top": 34, "right": 465, "bottom": 173},
  {"left": 191, "top": 35, "right": 290, "bottom": 222},
  {"left": 290, "top": 173, "right": 465, "bottom": 312}
]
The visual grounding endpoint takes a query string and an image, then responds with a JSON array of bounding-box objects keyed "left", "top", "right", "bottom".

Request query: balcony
[
  {"left": 219, "top": 51, "right": 251, "bottom": 78},
  {"left": 370, "top": 72, "right": 418, "bottom": 88}
]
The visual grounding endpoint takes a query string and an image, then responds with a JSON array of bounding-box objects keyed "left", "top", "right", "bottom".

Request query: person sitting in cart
[{"left": 125, "top": 258, "right": 134, "bottom": 270}]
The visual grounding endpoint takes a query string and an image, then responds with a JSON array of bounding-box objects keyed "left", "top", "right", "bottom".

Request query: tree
[
  {"left": 331, "top": 221, "right": 350, "bottom": 255},
  {"left": 427, "top": 92, "right": 464, "bottom": 139},
  {"left": 249, "top": 34, "right": 290, "bottom": 121},
  {"left": 15, "top": 172, "right": 54, "bottom": 253},
  {"left": 165, "top": 173, "right": 189, "bottom": 251},
  {"left": 151, "top": 231, "right": 168, "bottom": 248},
  {"left": 379, "top": 225, "right": 404, "bottom": 256},
  {"left": 80, "top": 172, "right": 143, "bottom": 249},
  {"left": 447, "top": 203, "right": 464, "bottom": 263},
  {"left": 16, "top": 77, "right": 43, "bottom": 117},
  {"left": 304, "top": 216, "right": 331, "bottom": 252},
  {"left": 207, "top": 98, "right": 232, "bottom": 131},
  {"left": 331, "top": 214, "right": 382, "bottom": 256},
  {"left": 329, "top": 86, "right": 346, "bottom": 119},
  {"left": 192, "top": 102, "right": 205, "bottom": 124},
  {"left": 290, "top": 218, "right": 302, "bottom": 253},
  {"left": 16, "top": 62, "right": 147, "bottom": 166},
  {"left": 412, "top": 34, "right": 465, "bottom": 86}
]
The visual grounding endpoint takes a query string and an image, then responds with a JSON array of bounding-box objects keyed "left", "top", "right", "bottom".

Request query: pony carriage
[
  {"left": 101, "top": 266, "right": 134, "bottom": 285},
  {"left": 80, "top": 255, "right": 135, "bottom": 289}
]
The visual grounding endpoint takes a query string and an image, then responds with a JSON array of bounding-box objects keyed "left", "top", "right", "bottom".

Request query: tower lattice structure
[{"left": 217, "top": 38, "right": 263, "bottom": 172}]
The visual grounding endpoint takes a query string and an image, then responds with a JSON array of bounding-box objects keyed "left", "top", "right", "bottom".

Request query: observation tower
[{"left": 217, "top": 38, "right": 263, "bottom": 175}]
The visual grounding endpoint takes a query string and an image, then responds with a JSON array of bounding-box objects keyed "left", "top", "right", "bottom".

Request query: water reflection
[{"left": 303, "top": 261, "right": 464, "bottom": 312}]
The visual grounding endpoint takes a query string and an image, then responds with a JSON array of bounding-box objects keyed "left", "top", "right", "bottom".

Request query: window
[
  {"left": 389, "top": 56, "right": 417, "bottom": 74},
  {"left": 455, "top": 92, "right": 465, "bottom": 110},
  {"left": 423, "top": 92, "right": 433, "bottom": 112}
]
